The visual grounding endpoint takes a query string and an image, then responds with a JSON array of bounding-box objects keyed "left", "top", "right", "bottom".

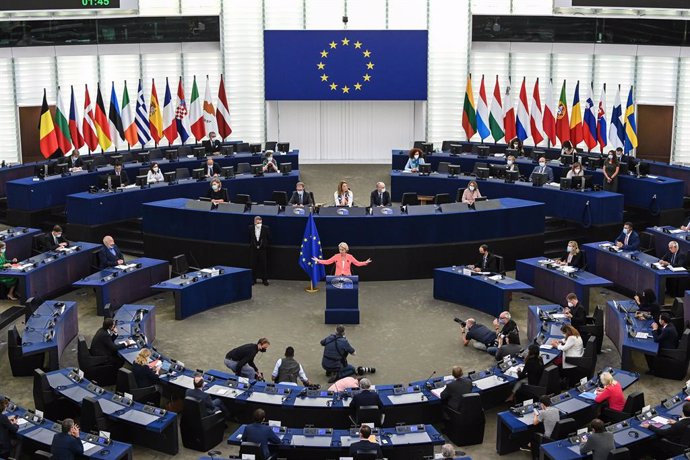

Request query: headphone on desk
[{"left": 628, "top": 431, "right": 639, "bottom": 439}]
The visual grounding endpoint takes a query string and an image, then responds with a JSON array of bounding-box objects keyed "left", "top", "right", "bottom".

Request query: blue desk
[
  {"left": 65, "top": 171, "right": 301, "bottom": 226},
  {"left": 515, "top": 257, "right": 613, "bottom": 312},
  {"left": 72, "top": 257, "right": 168, "bottom": 316},
  {"left": 433, "top": 266, "right": 532, "bottom": 317},
  {"left": 227, "top": 424, "right": 444, "bottom": 460},
  {"left": 583, "top": 242, "right": 690, "bottom": 300},
  {"left": 0, "top": 227, "right": 41, "bottom": 261},
  {"left": 648, "top": 160, "right": 690, "bottom": 196},
  {"left": 21, "top": 301, "right": 78, "bottom": 371},
  {"left": 646, "top": 225, "right": 690, "bottom": 259},
  {"left": 0, "top": 242, "right": 100, "bottom": 300},
  {"left": 113, "top": 304, "right": 156, "bottom": 344},
  {"left": 44, "top": 368, "right": 179, "bottom": 455},
  {"left": 605, "top": 299, "right": 658, "bottom": 371},
  {"left": 151, "top": 266, "right": 251, "bottom": 320},
  {"left": 2, "top": 402, "right": 132, "bottom": 459},
  {"left": 0, "top": 163, "right": 39, "bottom": 197},
  {"left": 526, "top": 304, "right": 569, "bottom": 345},
  {"left": 390, "top": 171, "right": 624, "bottom": 225}
]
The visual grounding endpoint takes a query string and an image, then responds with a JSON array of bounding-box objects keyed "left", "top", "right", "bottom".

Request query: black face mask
[{"left": 259, "top": 348, "right": 266, "bottom": 353}]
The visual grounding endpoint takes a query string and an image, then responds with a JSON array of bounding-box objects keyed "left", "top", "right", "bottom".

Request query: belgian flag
[{"left": 39, "top": 89, "right": 58, "bottom": 159}]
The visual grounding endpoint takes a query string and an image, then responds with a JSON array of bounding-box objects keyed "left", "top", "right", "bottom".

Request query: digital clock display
[{"left": 0, "top": 0, "right": 121, "bottom": 11}]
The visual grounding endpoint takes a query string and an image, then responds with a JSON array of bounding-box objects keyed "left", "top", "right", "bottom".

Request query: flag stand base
[{"left": 305, "top": 281, "right": 319, "bottom": 293}]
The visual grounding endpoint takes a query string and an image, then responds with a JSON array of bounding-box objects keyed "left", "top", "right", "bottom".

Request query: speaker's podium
[{"left": 325, "top": 276, "right": 360, "bottom": 324}]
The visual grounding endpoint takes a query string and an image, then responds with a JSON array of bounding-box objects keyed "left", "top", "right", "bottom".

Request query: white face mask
[
  {"left": 0, "top": 248, "right": 5, "bottom": 254},
  {"left": 566, "top": 246, "right": 573, "bottom": 253},
  {"left": 267, "top": 156, "right": 272, "bottom": 161},
  {"left": 608, "top": 154, "right": 613, "bottom": 160},
  {"left": 567, "top": 302, "right": 574, "bottom": 308},
  {"left": 378, "top": 188, "right": 385, "bottom": 193},
  {"left": 414, "top": 155, "right": 419, "bottom": 160},
  {"left": 255, "top": 224, "right": 262, "bottom": 230},
  {"left": 539, "top": 162, "right": 546, "bottom": 167},
  {"left": 211, "top": 184, "right": 219, "bottom": 191},
  {"left": 469, "top": 186, "right": 475, "bottom": 191},
  {"left": 507, "top": 160, "right": 513, "bottom": 166},
  {"left": 153, "top": 167, "right": 159, "bottom": 173},
  {"left": 574, "top": 168, "right": 581, "bottom": 174},
  {"left": 623, "top": 228, "right": 629, "bottom": 234}
]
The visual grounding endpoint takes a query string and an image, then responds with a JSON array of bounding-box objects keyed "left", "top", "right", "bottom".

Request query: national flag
[
  {"left": 516, "top": 77, "right": 530, "bottom": 142},
  {"left": 216, "top": 74, "right": 232, "bottom": 139},
  {"left": 504, "top": 78, "right": 516, "bottom": 142},
  {"left": 82, "top": 85, "right": 99, "bottom": 151},
  {"left": 94, "top": 84, "right": 112, "bottom": 151},
  {"left": 569, "top": 81, "right": 584, "bottom": 146},
  {"left": 529, "top": 78, "right": 544, "bottom": 145},
  {"left": 189, "top": 76, "right": 205, "bottom": 141},
  {"left": 135, "top": 79, "right": 151, "bottom": 147},
  {"left": 54, "top": 87, "right": 73, "bottom": 155},
  {"left": 68, "top": 86, "right": 84, "bottom": 150},
  {"left": 476, "top": 75, "right": 490, "bottom": 141},
  {"left": 597, "top": 85, "right": 608, "bottom": 152},
  {"left": 121, "top": 81, "right": 138, "bottom": 147},
  {"left": 542, "top": 79, "right": 556, "bottom": 145},
  {"left": 298, "top": 213, "right": 326, "bottom": 288},
  {"left": 489, "top": 75, "right": 504, "bottom": 143},
  {"left": 461, "top": 75, "right": 477, "bottom": 140},
  {"left": 624, "top": 86, "right": 638, "bottom": 154},
  {"left": 175, "top": 77, "right": 191, "bottom": 144},
  {"left": 149, "top": 79, "right": 163, "bottom": 145},
  {"left": 38, "top": 89, "right": 58, "bottom": 159},
  {"left": 556, "top": 80, "right": 570, "bottom": 145},
  {"left": 203, "top": 76, "right": 218, "bottom": 137},
  {"left": 108, "top": 82, "right": 125, "bottom": 149},
  {"left": 609, "top": 85, "right": 625, "bottom": 150},
  {"left": 162, "top": 78, "right": 177, "bottom": 145},
  {"left": 582, "top": 82, "right": 598, "bottom": 151}
]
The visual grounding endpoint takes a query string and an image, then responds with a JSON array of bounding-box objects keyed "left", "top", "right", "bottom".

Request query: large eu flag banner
[{"left": 264, "top": 30, "right": 428, "bottom": 101}]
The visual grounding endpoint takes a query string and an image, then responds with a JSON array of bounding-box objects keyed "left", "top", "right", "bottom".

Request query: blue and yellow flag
[
  {"left": 264, "top": 30, "right": 427, "bottom": 100},
  {"left": 299, "top": 213, "right": 326, "bottom": 288},
  {"left": 624, "top": 86, "right": 638, "bottom": 154}
]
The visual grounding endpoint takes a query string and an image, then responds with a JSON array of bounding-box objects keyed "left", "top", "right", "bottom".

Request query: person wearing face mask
[
  {"left": 111, "top": 163, "right": 129, "bottom": 186},
  {"left": 146, "top": 162, "right": 164, "bottom": 184},
  {"left": 369, "top": 181, "right": 391, "bottom": 207},
  {"left": 249, "top": 216, "right": 271, "bottom": 286},
  {"left": 205, "top": 178, "right": 228, "bottom": 205},
  {"left": 262, "top": 150, "right": 279, "bottom": 173},
  {"left": 461, "top": 180, "right": 482, "bottom": 205},
  {"left": 89, "top": 317, "right": 133, "bottom": 368},
  {"left": 41, "top": 224, "right": 69, "bottom": 252},
  {"left": 204, "top": 158, "right": 221, "bottom": 177},
  {"left": 603, "top": 150, "right": 620, "bottom": 192},
  {"left": 98, "top": 235, "right": 125, "bottom": 268},
  {"left": 634, "top": 288, "right": 660, "bottom": 322},
  {"left": 289, "top": 181, "right": 313, "bottom": 207},
  {"left": 508, "top": 137, "right": 525, "bottom": 156},
  {"left": 224, "top": 338, "right": 271, "bottom": 380},
  {"left": 557, "top": 240, "right": 585, "bottom": 269},
  {"left": 566, "top": 161, "right": 584, "bottom": 179},
  {"left": 469, "top": 244, "right": 499, "bottom": 273},
  {"left": 0, "top": 242, "right": 18, "bottom": 300},
  {"left": 334, "top": 181, "right": 354, "bottom": 207},
  {"left": 203, "top": 131, "right": 222, "bottom": 153},
  {"left": 505, "top": 155, "right": 519, "bottom": 173},
  {"left": 404, "top": 148, "right": 426, "bottom": 173},
  {"left": 563, "top": 293, "right": 587, "bottom": 329},
  {"left": 614, "top": 221, "right": 640, "bottom": 251},
  {"left": 560, "top": 140, "right": 576, "bottom": 159},
  {"left": 67, "top": 150, "right": 83, "bottom": 171},
  {"left": 660, "top": 241, "right": 687, "bottom": 296},
  {"left": 529, "top": 156, "right": 554, "bottom": 183}
]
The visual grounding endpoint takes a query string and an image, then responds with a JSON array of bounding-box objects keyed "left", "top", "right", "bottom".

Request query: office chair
[
  {"left": 433, "top": 193, "right": 451, "bottom": 205},
  {"left": 237, "top": 162, "right": 251, "bottom": 174},
  {"left": 8, "top": 325, "right": 45, "bottom": 377},
  {"left": 239, "top": 442, "right": 267, "bottom": 460},
  {"left": 233, "top": 194, "right": 252, "bottom": 205},
  {"left": 353, "top": 450, "right": 379, "bottom": 460},
  {"left": 77, "top": 336, "right": 118, "bottom": 386},
  {"left": 601, "top": 391, "right": 645, "bottom": 423},
  {"left": 437, "top": 161, "right": 450, "bottom": 174},
  {"left": 445, "top": 393, "right": 485, "bottom": 446},
  {"left": 31, "top": 233, "right": 46, "bottom": 255},
  {"left": 472, "top": 162, "right": 488, "bottom": 176},
  {"left": 652, "top": 328, "right": 690, "bottom": 380},
  {"left": 638, "top": 231, "right": 655, "bottom": 254},
  {"left": 580, "top": 306, "right": 604, "bottom": 354},
  {"left": 116, "top": 368, "right": 160, "bottom": 405},
  {"left": 32, "top": 369, "right": 71, "bottom": 421},
  {"left": 272, "top": 191, "right": 288, "bottom": 206},
  {"left": 351, "top": 405, "right": 384, "bottom": 426},
  {"left": 516, "top": 365, "right": 560, "bottom": 402},
  {"left": 608, "top": 447, "right": 631, "bottom": 459},
  {"left": 265, "top": 141, "right": 278, "bottom": 151},
  {"left": 532, "top": 418, "right": 577, "bottom": 457},
  {"left": 564, "top": 336, "right": 597, "bottom": 383},
  {"left": 455, "top": 188, "right": 466, "bottom": 203},
  {"left": 138, "top": 168, "right": 149, "bottom": 176},
  {"left": 401, "top": 192, "right": 419, "bottom": 207},
  {"left": 235, "top": 142, "right": 250, "bottom": 153},
  {"left": 494, "top": 254, "right": 506, "bottom": 275},
  {"left": 176, "top": 145, "right": 191, "bottom": 158},
  {"left": 80, "top": 396, "right": 110, "bottom": 434},
  {"left": 181, "top": 396, "right": 226, "bottom": 451},
  {"left": 176, "top": 167, "right": 190, "bottom": 180},
  {"left": 171, "top": 254, "right": 201, "bottom": 277}
]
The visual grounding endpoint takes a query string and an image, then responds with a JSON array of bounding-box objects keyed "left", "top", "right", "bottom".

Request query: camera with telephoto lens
[
  {"left": 453, "top": 317, "right": 467, "bottom": 328},
  {"left": 357, "top": 366, "right": 376, "bottom": 375}
]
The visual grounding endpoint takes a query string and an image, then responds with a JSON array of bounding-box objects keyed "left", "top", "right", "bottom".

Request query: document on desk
[
  {"left": 206, "top": 385, "right": 243, "bottom": 399},
  {"left": 430, "top": 387, "right": 445, "bottom": 399},
  {"left": 650, "top": 416, "right": 672, "bottom": 426},
  {"left": 473, "top": 375, "right": 505, "bottom": 390},
  {"left": 579, "top": 391, "right": 597, "bottom": 401},
  {"left": 82, "top": 441, "right": 100, "bottom": 455},
  {"left": 635, "top": 332, "right": 650, "bottom": 339},
  {"left": 504, "top": 366, "right": 522, "bottom": 379},
  {"left": 387, "top": 393, "right": 425, "bottom": 405},
  {"left": 98, "top": 398, "right": 126, "bottom": 415},
  {"left": 119, "top": 409, "right": 159, "bottom": 425},
  {"left": 26, "top": 427, "right": 57, "bottom": 445},
  {"left": 9, "top": 263, "right": 32, "bottom": 270},
  {"left": 245, "top": 392, "right": 287, "bottom": 404},
  {"left": 388, "top": 432, "right": 432, "bottom": 445},
  {"left": 15, "top": 417, "right": 29, "bottom": 427},
  {"left": 551, "top": 313, "right": 568, "bottom": 319},
  {"left": 560, "top": 266, "right": 577, "bottom": 274},
  {"left": 291, "top": 434, "right": 333, "bottom": 447},
  {"left": 670, "top": 229, "right": 685, "bottom": 234},
  {"left": 669, "top": 266, "right": 687, "bottom": 272},
  {"left": 115, "top": 263, "right": 137, "bottom": 270},
  {"left": 168, "top": 374, "right": 195, "bottom": 389},
  {"left": 293, "top": 397, "right": 332, "bottom": 407},
  {"left": 488, "top": 274, "right": 503, "bottom": 281}
]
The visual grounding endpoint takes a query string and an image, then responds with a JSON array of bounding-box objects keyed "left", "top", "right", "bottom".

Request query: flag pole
[{"left": 305, "top": 280, "right": 319, "bottom": 293}]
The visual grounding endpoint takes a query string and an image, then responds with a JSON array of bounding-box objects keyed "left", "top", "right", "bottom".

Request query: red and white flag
[
  {"left": 216, "top": 74, "right": 232, "bottom": 139},
  {"left": 82, "top": 84, "right": 99, "bottom": 152},
  {"left": 542, "top": 79, "right": 557, "bottom": 145},
  {"left": 529, "top": 78, "right": 544, "bottom": 145}
]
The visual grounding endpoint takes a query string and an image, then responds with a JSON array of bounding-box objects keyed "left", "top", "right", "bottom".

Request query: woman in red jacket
[
  {"left": 594, "top": 371, "right": 625, "bottom": 411},
  {"left": 312, "top": 242, "right": 371, "bottom": 276}
]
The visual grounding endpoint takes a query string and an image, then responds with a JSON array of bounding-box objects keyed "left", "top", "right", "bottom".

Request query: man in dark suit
[
  {"left": 350, "top": 378, "right": 383, "bottom": 416},
  {"left": 204, "top": 158, "right": 222, "bottom": 177},
  {"left": 471, "top": 244, "right": 499, "bottom": 273},
  {"left": 288, "top": 181, "right": 313, "bottom": 206},
  {"left": 528, "top": 156, "right": 554, "bottom": 183},
  {"left": 90, "top": 317, "right": 131, "bottom": 367},
  {"left": 250, "top": 216, "right": 270, "bottom": 286},
  {"left": 653, "top": 313, "right": 679, "bottom": 349},
  {"left": 642, "top": 402, "right": 690, "bottom": 454},
  {"left": 111, "top": 163, "right": 129, "bottom": 186},
  {"left": 98, "top": 235, "right": 125, "bottom": 268},
  {"left": 242, "top": 408, "right": 281, "bottom": 460},
  {"left": 202, "top": 132, "right": 222, "bottom": 153},
  {"left": 67, "top": 150, "right": 83, "bottom": 170},
  {"left": 564, "top": 293, "right": 587, "bottom": 329},
  {"left": 440, "top": 366, "right": 472, "bottom": 413},
  {"left": 614, "top": 221, "right": 640, "bottom": 251},
  {"left": 348, "top": 425, "right": 383, "bottom": 458},
  {"left": 369, "top": 181, "right": 391, "bottom": 207},
  {"left": 51, "top": 419, "right": 83, "bottom": 460},
  {"left": 660, "top": 241, "right": 687, "bottom": 296},
  {"left": 41, "top": 225, "right": 69, "bottom": 252},
  {"left": 185, "top": 372, "right": 229, "bottom": 418}
]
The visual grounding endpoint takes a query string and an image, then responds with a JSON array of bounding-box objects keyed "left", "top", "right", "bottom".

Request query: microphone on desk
[{"left": 424, "top": 370, "right": 437, "bottom": 390}]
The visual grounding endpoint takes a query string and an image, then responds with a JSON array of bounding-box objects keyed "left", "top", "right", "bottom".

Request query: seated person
[
  {"left": 550, "top": 325, "right": 584, "bottom": 385},
  {"left": 42, "top": 225, "right": 69, "bottom": 252},
  {"left": 579, "top": 419, "right": 614, "bottom": 460},
  {"left": 334, "top": 181, "right": 353, "bottom": 207},
  {"left": 404, "top": 148, "right": 426, "bottom": 172},
  {"left": 243, "top": 408, "right": 281, "bottom": 459},
  {"left": 132, "top": 348, "right": 161, "bottom": 388},
  {"left": 289, "top": 181, "right": 313, "bottom": 206},
  {"left": 634, "top": 288, "right": 660, "bottom": 322},
  {"left": 462, "top": 318, "right": 497, "bottom": 351},
  {"left": 505, "top": 155, "right": 518, "bottom": 173},
  {"left": 659, "top": 241, "right": 685, "bottom": 267},
  {"left": 561, "top": 140, "right": 575, "bottom": 157},
  {"left": 370, "top": 181, "right": 391, "bottom": 207},
  {"left": 533, "top": 395, "right": 560, "bottom": 439},
  {"left": 493, "top": 311, "right": 520, "bottom": 344},
  {"left": 614, "top": 221, "right": 640, "bottom": 251},
  {"left": 440, "top": 366, "right": 472, "bottom": 412},
  {"left": 566, "top": 161, "right": 584, "bottom": 179},
  {"left": 146, "top": 162, "right": 164, "bottom": 184},
  {"left": 0, "top": 242, "right": 18, "bottom": 300},
  {"left": 98, "top": 235, "right": 125, "bottom": 269},
  {"left": 494, "top": 331, "right": 522, "bottom": 361},
  {"left": 437, "top": 443, "right": 464, "bottom": 459},
  {"left": 348, "top": 425, "right": 383, "bottom": 459},
  {"left": 203, "top": 131, "right": 221, "bottom": 153},
  {"left": 262, "top": 150, "right": 279, "bottom": 173},
  {"left": 594, "top": 371, "right": 625, "bottom": 411},
  {"left": 90, "top": 318, "right": 132, "bottom": 367},
  {"left": 461, "top": 181, "right": 481, "bottom": 205},
  {"left": 0, "top": 398, "right": 18, "bottom": 459},
  {"left": 508, "top": 137, "right": 525, "bottom": 156},
  {"left": 51, "top": 419, "right": 83, "bottom": 460},
  {"left": 185, "top": 372, "right": 228, "bottom": 418},
  {"left": 680, "top": 215, "right": 690, "bottom": 232},
  {"left": 204, "top": 158, "right": 221, "bottom": 177},
  {"left": 647, "top": 313, "right": 680, "bottom": 374},
  {"left": 205, "top": 178, "right": 228, "bottom": 205},
  {"left": 468, "top": 244, "right": 499, "bottom": 273},
  {"left": 564, "top": 293, "right": 587, "bottom": 329},
  {"left": 641, "top": 401, "right": 690, "bottom": 448},
  {"left": 271, "top": 346, "right": 310, "bottom": 386},
  {"left": 111, "top": 163, "right": 129, "bottom": 186},
  {"left": 529, "top": 156, "right": 554, "bottom": 183},
  {"left": 506, "top": 344, "right": 544, "bottom": 402},
  {"left": 350, "top": 378, "right": 383, "bottom": 415},
  {"left": 328, "top": 375, "right": 362, "bottom": 392},
  {"left": 67, "top": 150, "right": 83, "bottom": 171},
  {"left": 557, "top": 240, "right": 585, "bottom": 269}
]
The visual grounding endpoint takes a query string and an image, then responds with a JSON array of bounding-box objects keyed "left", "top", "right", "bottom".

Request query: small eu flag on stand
[{"left": 299, "top": 213, "right": 326, "bottom": 291}]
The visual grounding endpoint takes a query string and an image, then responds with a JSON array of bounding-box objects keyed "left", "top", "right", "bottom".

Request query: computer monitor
[
  {"left": 617, "top": 161, "right": 629, "bottom": 175},
  {"left": 109, "top": 154, "right": 123, "bottom": 165},
  {"left": 108, "top": 174, "right": 122, "bottom": 189},
  {"left": 82, "top": 159, "right": 95, "bottom": 172},
  {"left": 634, "top": 161, "right": 650, "bottom": 177},
  {"left": 505, "top": 170, "right": 519, "bottom": 183},
  {"left": 560, "top": 178, "right": 571, "bottom": 190},
  {"left": 137, "top": 152, "right": 150, "bottom": 165},
  {"left": 476, "top": 145, "right": 490, "bottom": 158},
  {"left": 489, "top": 164, "right": 505, "bottom": 179},
  {"left": 532, "top": 149, "right": 545, "bottom": 161},
  {"left": 164, "top": 149, "right": 178, "bottom": 161},
  {"left": 441, "top": 140, "right": 462, "bottom": 152},
  {"left": 192, "top": 168, "right": 205, "bottom": 181},
  {"left": 221, "top": 166, "right": 234, "bottom": 178},
  {"left": 221, "top": 145, "right": 235, "bottom": 156},
  {"left": 449, "top": 144, "right": 463, "bottom": 155},
  {"left": 571, "top": 175, "right": 593, "bottom": 191},
  {"left": 164, "top": 171, "right": 177, "bottom": 183},
  {"left": 277, "top": 142, "right": 290, "bottom": 153},
  {"left": 135, "top": 175, "right": 148, "bottom": 187},
  {"left": 476, "top": 167, "right": 490, "bottom": 180},
  {"left": 234, "top": 194, "right": 251, "bottom": 205},
  {"left": 448, "top": 164, "right": 461, "bottom": 177},
  {"left": 192, "top": 147, "right": 206, "bottom": 159},
  {"left": 55, "top": 163, "right": 70, "bottom": 176},
  {"left": 413, "top": 141, "right": 426, "bottom": 150},
  {"left": 279, "top": 163, "right": 292, "bottom": 175},
  {"left": 505, "top": 147, "right": 518, "bottom": 157},
  {"left": 249, "top": 143, "right": 262, "bottom": 154},
  {"left": 532, "top": 172, "right": 548, "bottom": 187},
  {"left": 251, "top": 164, "right": 264, "bottom": 177},
  {"left": 421, "top": 142, "right": 434, "bottom": 155},
  {"left": 418, "top": 163, "right": 432, "bottom": 176},
  {"left": 560, "top": 154, "right": 574, "bottom": 165}
]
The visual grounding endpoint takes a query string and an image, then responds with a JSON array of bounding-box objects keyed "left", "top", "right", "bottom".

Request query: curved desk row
[
  {"left": 390, "top": 171, "right": 624, "bottom": 226},
  {"left": 646, "top": 225, "right": 690, "bottom": 260},
  {"left": 647, "top": 160, "right": 690, "bottom": 196},
  {"left": 21, "top": 300, "right": 78, "bottom": 371},
  {"left": 0, "top": 227, "right": 42, "bottom": 261},
  {"left": 142, "top": 197, "right": 545, "bottom": 280},
  {"left": 604, "top": 299, "right": 658, "bottom": 372}
]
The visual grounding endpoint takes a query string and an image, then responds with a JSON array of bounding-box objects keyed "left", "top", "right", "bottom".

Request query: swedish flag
[
  {"left": 624, "top": 86, "right": 638, "bottom": 154},
  {"left": 299, "top": 213, "right": 326, "bottom": 287}
]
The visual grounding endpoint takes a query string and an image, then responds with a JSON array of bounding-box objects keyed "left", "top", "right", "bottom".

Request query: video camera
[{"left": 453, "top": 317, "right": 467, "bottom": 328}]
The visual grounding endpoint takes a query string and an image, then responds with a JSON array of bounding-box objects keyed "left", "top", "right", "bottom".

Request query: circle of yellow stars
[
  {"left": 317, "top": 37, "right": 374, "bottom": 94},
  {"left": 300, "top": 235, "right": 322, "bottom": 266}
]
